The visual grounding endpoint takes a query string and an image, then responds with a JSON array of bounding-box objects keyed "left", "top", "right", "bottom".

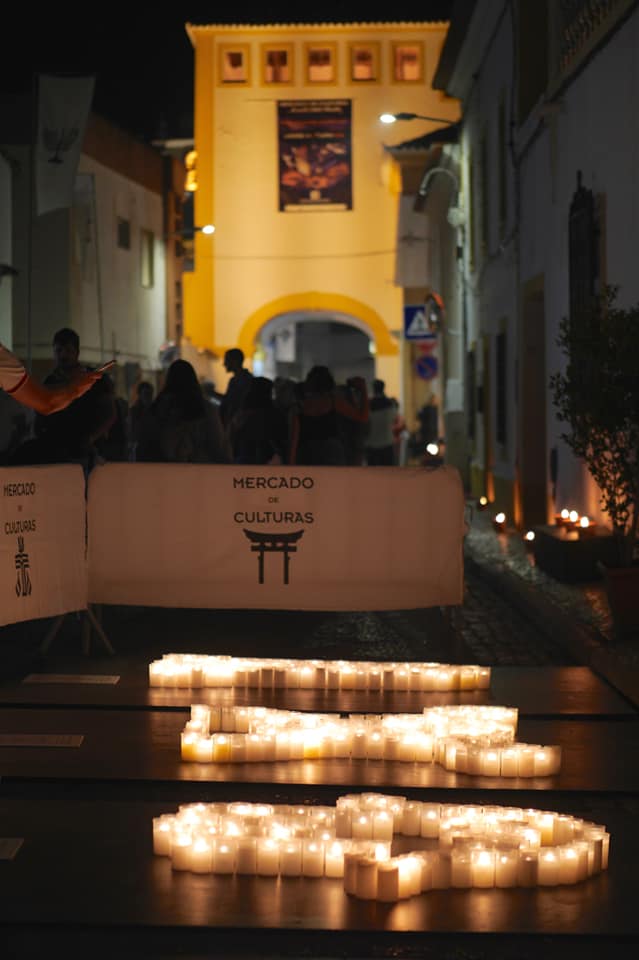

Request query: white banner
[
  {"left": 0, "top": 465, "right": 88, "bottom": 626},
  {"left": 35, "top": 74, "right": 95, "bottom": 216},
  {"left": 87, "top": 463, "right": 465, "bottom": 610}
]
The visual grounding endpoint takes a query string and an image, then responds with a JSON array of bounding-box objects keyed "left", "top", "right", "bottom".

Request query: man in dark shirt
[
  {"left": 219, "top": 348, "right": 253, "bottom": 429},
  {"left": 32, "top": 327, "right": 116, "bottom": 469}
]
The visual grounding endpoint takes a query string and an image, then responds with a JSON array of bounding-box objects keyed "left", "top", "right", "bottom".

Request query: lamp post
[{"left": 379, "top": 112, "right": 458, "bottom": 125}]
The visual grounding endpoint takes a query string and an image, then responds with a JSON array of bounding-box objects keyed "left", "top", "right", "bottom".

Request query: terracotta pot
[{"left": 598, "top": 562, "right": 639, "bottom": 637}]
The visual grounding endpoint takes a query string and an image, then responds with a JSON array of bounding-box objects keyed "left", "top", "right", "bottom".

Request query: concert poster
[{"left": 278, "top": 99, "right": 352, "bottom": 211}]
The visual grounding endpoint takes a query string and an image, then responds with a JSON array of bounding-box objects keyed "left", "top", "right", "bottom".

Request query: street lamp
[{"left": 379, "top": 112, "right": 458, "bottom": 125}]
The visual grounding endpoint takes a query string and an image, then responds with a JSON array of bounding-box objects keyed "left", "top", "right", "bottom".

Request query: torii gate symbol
[{"left": 242, "top": 529, "right": 305, "bottom": 585}]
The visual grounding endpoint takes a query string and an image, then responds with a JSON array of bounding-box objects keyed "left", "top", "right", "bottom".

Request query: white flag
[{"left": 35, "top": 74, "right": 95, "bottom": 217}]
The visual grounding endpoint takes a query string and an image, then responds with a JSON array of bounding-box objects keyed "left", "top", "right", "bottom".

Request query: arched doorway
[
  {"left": 254, "top": 310, "right": 375, "bottom": 387},
  {"left": 236, "top": 291, "right": 399, "bottom": 396}
]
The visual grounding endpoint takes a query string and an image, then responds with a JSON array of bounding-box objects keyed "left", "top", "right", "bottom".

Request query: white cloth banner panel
[
  {"left": 0, "top": 465, "right": 88, "bottom": 626},
  {"left": 87, "top": 463, "right": 465, "bottom": 611}
]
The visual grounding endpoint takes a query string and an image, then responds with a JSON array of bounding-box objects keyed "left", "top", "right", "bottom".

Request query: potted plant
[{"left": 550, "top": 284, "right": 639, "bottom": 634}]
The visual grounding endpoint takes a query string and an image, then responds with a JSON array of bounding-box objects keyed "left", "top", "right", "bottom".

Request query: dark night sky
[{"left": 2, "top": 4, "right": 453, "bottom": 142}]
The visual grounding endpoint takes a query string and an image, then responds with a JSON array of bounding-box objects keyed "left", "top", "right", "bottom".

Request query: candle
[
  {"left": 533, "top": 746, "right": 561, "bottom": 777},
  {"left": 355, "top": 856, "right": 378, "bottom": 899},
  {"left": 431, "top": 852, "right": 452, "bottom": 889},
  {"left": 256, "top": 838, "right": 280, "bottom": 876},
  {"left": 193, "top": 735, "right": 213, "bottom": 763},
  {"left": 451, "top": 845, "right": 473, "bottom": 888},
  {"left": 235, "top": 837, "right": 257, "bottom": 874},
  {"left": 280, "top": 839, "right": 302, "bottom": 877},
  {"left": 400, "top": 802, "right": 421, "bottom": 837},
  {"left": 352, "top": 813, "right": 373, "bottom": 840},
  {"left": 171, "top": 832, "right": 193, "bottom": 871},
  {"left": 213, "top": 838, "right": 236, "bottom": 874},
  {"left": 376, "top": 859, "right": 400, "bottom": 902},
  {"left": 372, "top": 810, "right": 393, "bottom": 842},
  {"left": 558, "top": 845, "right": 580, "bottom": 885},
  {"left": 342, "top": 851, "right": 360, "bottom": 894},
  {"left": 302, "top": 840, "right": 325, "bottom": 877},
  {"left": 517, "top": 850, "right": 538, "bottom": 887},
  {"left": 152, "top": 815, "right": 174, "bottom": 856},
  {"left": 495, "top": 846, "right": 519, "bottom": 887},
  {"left": 420, "top": 804, "right": 441, "bottom": 838},
  {"left": 189, "top": 836, "right": 213, "bottom": 873},
  {"left": 537, "top": 849, "right": 560, "bottom": 886},
  {"left": 398, "top": 855, "right": 422, "bottom": 897},
  {"left": 471, "top": 849, "right": 495, "bottom": 888},
  {"left": 325, "top": 840, "right": 346, "bottom": 878},
  {"left": 500, "top": 747, "right": 519, "bottom": 777}
]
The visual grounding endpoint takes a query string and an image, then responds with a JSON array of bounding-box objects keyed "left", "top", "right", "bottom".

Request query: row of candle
[
  {"left": 152, "top": 796, "right": 609, "bottom": 898},
  {"left": 180, "top": 704, "right": 561, "bottom": 777},
  {"left": 149, "top": 654, "right": 491, "bottom": 692}
]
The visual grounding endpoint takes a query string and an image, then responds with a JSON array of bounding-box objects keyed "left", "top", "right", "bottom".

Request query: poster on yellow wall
[{"left": 278, "top": 100, "right": 352, "bottom": 211}]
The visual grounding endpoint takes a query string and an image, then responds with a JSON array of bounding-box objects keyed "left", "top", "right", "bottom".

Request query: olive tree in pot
[{"left": 550, "top": 284, "right": 639, "bottom": 635}]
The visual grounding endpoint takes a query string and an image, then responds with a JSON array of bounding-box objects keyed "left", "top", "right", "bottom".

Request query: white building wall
[{"left": 75, "top": 155, "right": 166, "bottom": 372}]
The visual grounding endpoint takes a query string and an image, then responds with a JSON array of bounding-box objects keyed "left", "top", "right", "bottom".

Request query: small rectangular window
[
  {"left": 306, "top": 43, "right": 336, "bottom": 83},
  {"left": 263, "top": 44, "right": 293, "bottom": 84},
  {"left": 392, "top": 42, "right": 423, "bottom": 82},
  {"left": 219, "top": 44, "right": 250, "bottom": 85},
  {"left": 117, "top": 217, "right": 130, "bottom": 250},
  {"left": 140, "top": 229, "right": 154, "bottom": 288},
  {"left": 350, "top": 43, "right": 379, "bottom": 82}
]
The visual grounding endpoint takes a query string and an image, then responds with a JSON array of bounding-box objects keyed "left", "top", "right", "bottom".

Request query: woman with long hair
[{"left": 136, "top": 359, "right": 230, "bottom": 463}]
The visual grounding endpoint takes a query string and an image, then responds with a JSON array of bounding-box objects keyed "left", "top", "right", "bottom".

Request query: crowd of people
[{"left": 1, "top": 333, "right": 408, "bottom": 470}]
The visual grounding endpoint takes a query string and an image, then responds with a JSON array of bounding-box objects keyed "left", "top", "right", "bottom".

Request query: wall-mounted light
[{"left": 379, "top": 112, "right": 458, "bottom": 126}]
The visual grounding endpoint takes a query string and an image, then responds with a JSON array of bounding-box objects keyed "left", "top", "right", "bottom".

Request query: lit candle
[
  {"left": 372, "top": 810, "right": 394, "bottom": 842},
  {"left": 400, "top": 802, "right": 421, "bottom": 837},
  {"left": 280, "top": 839, "right": 302, "bottom": 876},
  {"left": 495, "top": 846, "right": 519, "bottom": 887},
  {"left": 471, "top": 848, "right": 495, "bottom": 888},
  {"left": 235, "top": 836, "right": 257, "bottom": 875},
  {"left": 213, "top": 838, "right": 236, "bottom": 874},
  {"left": 355, "top": 856, "right": 378, "bottom": 899},
  {"left": 171, "top": 832, "right": 193, "bottom": 871},
  {"left": 451, "top": 845, "right": 473, "bottom": 888},
  {"left": 352, "top": 813, "right": 373, "bottom": 840},
  {"left": 376, "top": 859, "right": 400, "bottom": 902},
  {"left": 189, "top": 836, "right": 213, "bottom": 873},
  {"left": 325, "top": 840, "right": 346, "bottom": 878},
  {"left": 537, "top": 849, "right": 560, "bottom": 886},
  {"left": 302, "top": 840, "right": 325, "bottom": 877},
  {"left": 558, "top": 845, "right": 580, "bottom": 884},
  {"left": 420, "top": 804, "right": 441, "bottom": 839},
  {"left": 517, "top": 849, "right": 538, "bottom": 887},
  {"left": 152, "top": 815, "right": 174, "bottom": 856},
  {"left": 256, "top": 838, "right": 280, "bottom": 876}
]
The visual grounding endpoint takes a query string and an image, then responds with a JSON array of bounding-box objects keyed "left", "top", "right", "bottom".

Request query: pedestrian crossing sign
[{"left": 404, "top": 305, "right": 436, "bottom": 341}]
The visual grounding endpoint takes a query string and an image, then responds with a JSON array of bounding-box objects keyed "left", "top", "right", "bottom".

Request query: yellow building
[{"left": 183, "top": 19, "right": 459, "bottom": 420}]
